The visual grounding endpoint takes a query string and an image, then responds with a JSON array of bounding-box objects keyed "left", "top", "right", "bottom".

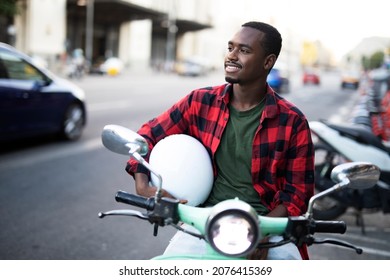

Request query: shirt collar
[
  {"left": 263, "top": 84, "right": 279, "bottom": 119},
  {"left": 220, "top": 83, "right": 232, "bottom": 104},
  {"left": 220, "top": 83, "right": 279, "bottom": 119}
]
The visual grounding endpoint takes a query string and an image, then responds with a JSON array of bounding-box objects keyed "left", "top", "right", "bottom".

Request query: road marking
[
  {"left": 88, "top": 100, "right": 133, "bottom": 112},
  {"left": 0, "top": 137, "right": 103, "bottom": 170}
]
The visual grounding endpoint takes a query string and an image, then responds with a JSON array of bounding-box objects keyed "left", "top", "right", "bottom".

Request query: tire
[
  {"left": 61, "top": 103, "right": 85, "bottom": 141},
  {"left": 312, "top": 144, "right": 348, "bottom": 220}
]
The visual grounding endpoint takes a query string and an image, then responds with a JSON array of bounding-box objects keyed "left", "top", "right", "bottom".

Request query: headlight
[{"left": 205, "top": 199, "right": 260, "bottom": 257}]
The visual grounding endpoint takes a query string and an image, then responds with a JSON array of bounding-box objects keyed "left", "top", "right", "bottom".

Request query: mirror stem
[
  {"left": 306, "top": 177, "right": 350, "bottom": 218},
  {"left": 131, "top": 152, "right": 163, "bottom": 203}
]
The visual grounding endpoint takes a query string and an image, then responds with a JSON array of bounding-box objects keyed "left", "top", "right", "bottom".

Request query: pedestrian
[{"left": 126, "top": 21, "right": 314, "bottom": 259}]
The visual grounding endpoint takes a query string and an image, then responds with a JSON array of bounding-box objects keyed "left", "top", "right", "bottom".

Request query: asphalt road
[{"left": 0, "top": 69, "right": 389, "bottom": 260}]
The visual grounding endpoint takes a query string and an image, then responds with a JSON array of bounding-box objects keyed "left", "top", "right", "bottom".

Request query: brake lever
[
  {"left": 313, "top": 237, "right": 363, "bottom": 254},
  {"left": 256, "top": 239, "right": 292, "bottom": 249},
  {"left": 98, "top": 209, "right": 149, "bottom": 220}
]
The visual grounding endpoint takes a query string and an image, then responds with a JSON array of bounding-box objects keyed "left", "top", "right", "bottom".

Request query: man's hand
[{"left": 135, "top": 173, "right": 187, "bottom": 204}]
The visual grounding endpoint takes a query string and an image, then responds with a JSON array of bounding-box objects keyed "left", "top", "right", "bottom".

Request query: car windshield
[{"left": 0, "top": 51, "right": 47, "bottom": 82}]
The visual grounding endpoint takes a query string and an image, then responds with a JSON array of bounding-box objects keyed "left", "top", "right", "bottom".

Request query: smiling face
[{"left": 224, "top": 26, "right": 276, "bottom": 86}]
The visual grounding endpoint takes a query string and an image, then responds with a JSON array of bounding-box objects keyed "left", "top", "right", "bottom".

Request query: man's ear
[{"left": 264, "top": 54, "right": 277, "bottom": 71}]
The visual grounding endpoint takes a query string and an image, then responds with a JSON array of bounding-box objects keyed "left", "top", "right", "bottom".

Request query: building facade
[
  {"left": 5, "top": 0, "right": 310, "bottom": 74},
  {"left": 9, "top": 0, "right": 212, "bottom": 72}
]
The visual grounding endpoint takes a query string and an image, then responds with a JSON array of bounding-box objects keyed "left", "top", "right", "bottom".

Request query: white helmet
[{"left": 149, "top": 134, "right": 214, "bottom": 206}]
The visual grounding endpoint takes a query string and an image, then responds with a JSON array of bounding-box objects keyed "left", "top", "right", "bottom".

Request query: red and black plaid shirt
[{"left": 126, "top": 83, "right": 314, "bottom": 217}]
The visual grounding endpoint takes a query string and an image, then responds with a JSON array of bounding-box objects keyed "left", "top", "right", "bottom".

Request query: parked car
[
  {"left": 266, "top": 68, "right": 290, "bottom": 93},
  {"left": 175, "top": 57, "right": 210, "bottom": 77},
  {"left": 341, "top": 70, "right": 360, "bottom": 89},
  {"left": 302, "top": 69, "right": 320, "bottom": 85},
  {"left": 99, "top": 57, "right": 124, "bottom": 76},
  {"left": 0, "top": 43, "right": 87, "bottom": 142}
]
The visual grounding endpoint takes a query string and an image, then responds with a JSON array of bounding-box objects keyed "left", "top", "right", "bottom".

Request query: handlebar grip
[
  {"left": 313, "top": 220, "right": 346, "bottom": 234},
  {"left": 115, "top": 191, "right": 155, "bottom": 211}
]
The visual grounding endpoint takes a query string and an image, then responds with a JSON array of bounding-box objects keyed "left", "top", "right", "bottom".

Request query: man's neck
[{"left": 231, "top": 83, "right": 267, "bottom": 111}]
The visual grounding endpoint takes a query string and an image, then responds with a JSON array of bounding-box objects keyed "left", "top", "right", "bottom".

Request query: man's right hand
[{"left": 134, "top": 173, "right": 187, "bottom": 204}]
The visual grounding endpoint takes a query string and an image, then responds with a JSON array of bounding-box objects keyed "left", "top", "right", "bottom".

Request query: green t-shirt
[{"left": 204, "top": 101, "right": 269, "bottom": 215}]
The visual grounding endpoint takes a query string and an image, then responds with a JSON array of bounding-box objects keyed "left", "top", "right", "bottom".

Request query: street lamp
[
  {"left": 165, "top": 0, "right": 177, "bottom": 69},
  {"left": 85, "top": 0, "right": 94, "bottom": 65}
]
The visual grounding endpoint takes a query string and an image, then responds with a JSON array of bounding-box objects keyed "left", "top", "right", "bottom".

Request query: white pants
[{"left": 164, "top": 224, "right": 302, "bottom": 260}]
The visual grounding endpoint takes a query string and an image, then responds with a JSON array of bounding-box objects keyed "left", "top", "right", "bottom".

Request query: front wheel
[
  {"left": 60, "top": 103, "right": 85, "bottom": 141},
  {"left": 312, "top": 144, "right": 348, "bottom": 220}
]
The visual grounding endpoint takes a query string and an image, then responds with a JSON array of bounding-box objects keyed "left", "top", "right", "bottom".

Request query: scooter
[
  {"left": 99, "top": 124, "right": 382, "bottom": 259},
  {"left": 310, "top": 120, "right": 390, "bottom": 233},
  {"left": 98, "top": 124, "right": 380, "bottom": 259}
]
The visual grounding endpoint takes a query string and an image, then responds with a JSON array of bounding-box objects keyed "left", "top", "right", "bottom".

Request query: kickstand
[{"left": 354, "top": 209, "right": 366, "bottom": 235}]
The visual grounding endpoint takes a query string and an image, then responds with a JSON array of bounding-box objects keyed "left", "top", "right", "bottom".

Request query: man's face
[{"left": 224, "top": 27, "right": 271, "bottom": 85}]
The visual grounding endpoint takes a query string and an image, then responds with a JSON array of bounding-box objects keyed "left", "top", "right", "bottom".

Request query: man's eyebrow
[{"left": 227, "top": 41, "right": 252, "bottom": 49}]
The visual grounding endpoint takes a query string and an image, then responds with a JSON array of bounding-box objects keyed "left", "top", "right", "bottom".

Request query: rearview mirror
[
  {"left": 101, "top": 125, "right": 148, "bottom": 156},
  {"left": 306, "top": 162, "right": 380, "bottom": 217},
  {"left": 102, "top": 124, "right": 163, "bottom": 201},
  {"left": 331, "top": 162, "right": 380, "bottom": 190}
]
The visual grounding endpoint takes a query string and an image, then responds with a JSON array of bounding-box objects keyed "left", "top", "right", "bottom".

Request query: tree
[
  {"left": 0, "top": 0, "right": 18, "bottom": 44},
  {"left": 0, "top": 0, "right": 18, "bottom": 17},
  {"left": 369, "top": 51, "right": 385, "bottom": 69},
  {"left": 361, "top": 55, "right": 370, "bottom": 70},
  {"left": 360, "top": 51, "right": 385, "bottom": 70}
]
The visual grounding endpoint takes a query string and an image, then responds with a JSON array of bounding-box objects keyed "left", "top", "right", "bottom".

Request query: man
[{"left": 126, "top": 21, "right": 314, "bottom": 259}]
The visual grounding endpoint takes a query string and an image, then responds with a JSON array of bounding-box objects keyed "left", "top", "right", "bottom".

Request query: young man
[{"left": 126, "top": 21, "right": 314, "bottom": 259}]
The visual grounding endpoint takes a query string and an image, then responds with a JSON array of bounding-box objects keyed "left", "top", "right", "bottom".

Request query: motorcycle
[
  {"left": 98, "top": 124, "right": 380, "bottom": 259},
  {"left": 310, "top": 119, "right": 390, "bottom": 233}
]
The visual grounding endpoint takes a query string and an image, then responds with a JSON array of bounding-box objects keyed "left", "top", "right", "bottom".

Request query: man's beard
[{"left": 225, "top": 76, "right": 240, "bottom": 84}]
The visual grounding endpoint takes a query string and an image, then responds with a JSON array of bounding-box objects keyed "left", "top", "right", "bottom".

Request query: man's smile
[{"left": 225, "top": 62, "right": 242, "bottom": 73}]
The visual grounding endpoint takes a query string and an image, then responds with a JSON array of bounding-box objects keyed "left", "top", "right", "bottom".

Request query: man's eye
[{"left": 240, "top": 48, "right": 250, "bottom": 54}]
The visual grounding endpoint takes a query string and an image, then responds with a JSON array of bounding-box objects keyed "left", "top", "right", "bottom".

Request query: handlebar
[
  {"left": 312, "top": 220, "right": 346, "bottom": 234},
  {"left": 115, "top": 191, "right": 155, "bottom": 211},
  {"left": 114, "top": 191, "right": 347, "bottom": 234},
  {"left": 103, "top": 191, "right": 361, "bottom": 255}
]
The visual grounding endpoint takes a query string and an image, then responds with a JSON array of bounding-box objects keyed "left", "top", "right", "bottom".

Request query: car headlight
[{"left": 205, "top": 199, "right": 260, "bottom": 257}]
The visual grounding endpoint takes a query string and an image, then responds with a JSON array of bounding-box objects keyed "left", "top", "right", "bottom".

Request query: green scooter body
[{"left": 152, "top": 203, "right": 288, "bottom": 260}]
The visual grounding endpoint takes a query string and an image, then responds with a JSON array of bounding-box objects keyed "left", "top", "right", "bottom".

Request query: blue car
[
  {"left": 266, "top": 68, "right": 290, "bottom": 93},
  {"left": 0, "top": 43, "right": 87, "bottom": 142}
]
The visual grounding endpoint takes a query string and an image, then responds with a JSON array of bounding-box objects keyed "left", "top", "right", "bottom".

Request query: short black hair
[{"left": 241, "top": 21, "right": 282, "bottom": 59}]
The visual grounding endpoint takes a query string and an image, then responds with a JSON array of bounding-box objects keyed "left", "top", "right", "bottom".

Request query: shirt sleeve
[
  {"left": 125, "top": 92, "right": 192, "bottom": 178},
  {"left": 274, "top": 117, "right": 315, "bottom": 216}
]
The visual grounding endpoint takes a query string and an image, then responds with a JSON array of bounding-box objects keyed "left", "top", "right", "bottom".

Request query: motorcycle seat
[{"left": 324, "top": 121, "right": 390, "bottom": 154}]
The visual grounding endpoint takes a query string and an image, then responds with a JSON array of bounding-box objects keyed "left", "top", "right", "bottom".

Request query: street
[{"left": 0, "top": 69, "right": 389, "bottom": 260}]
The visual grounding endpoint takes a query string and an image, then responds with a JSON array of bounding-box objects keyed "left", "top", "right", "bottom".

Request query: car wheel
[
  {"left": 61, "top": 103, "right": 85, "bottom": 140},
  {"left": 312, "top": 144, "right": 348, "bottom": 220}
]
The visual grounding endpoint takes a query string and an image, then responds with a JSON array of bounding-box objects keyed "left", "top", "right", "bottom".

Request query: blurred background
[
  {"left": 0, "top": 0, "right": 389, "bottom": 260},
  {"left": 1, "top": 0, "right": 389, "bottom": 76}
]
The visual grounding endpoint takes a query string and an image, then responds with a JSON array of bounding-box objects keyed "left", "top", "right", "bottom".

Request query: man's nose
[{"left": 227, "top": 48, "right": 238, "bottom": 61}]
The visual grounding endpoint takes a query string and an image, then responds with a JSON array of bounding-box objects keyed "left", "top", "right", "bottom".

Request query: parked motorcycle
[
  {"left": 65, "top": 49, "right": 86, "bottom": 79},
  {"left": 310, "top": 120, "right": 390, "bottom": 233},
  {"left": 98, "top": 124, "right": 380, "bottom": 259}
]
